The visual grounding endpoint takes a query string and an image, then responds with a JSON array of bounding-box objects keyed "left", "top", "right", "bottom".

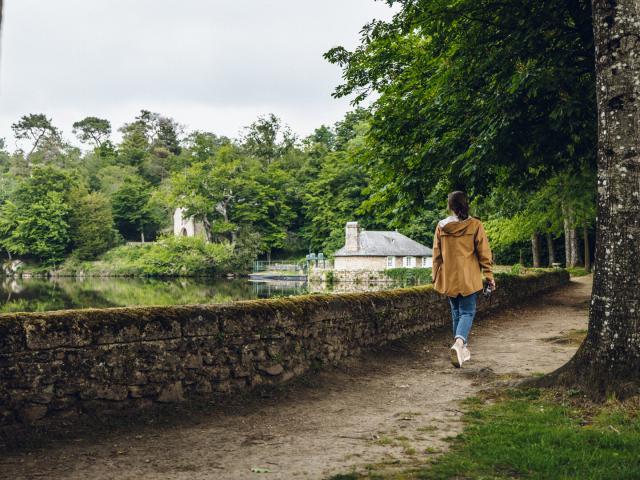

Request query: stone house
[
  {"left": 333, "top": 222, "right": 433, "bottom": 271},
  {"left": 173, "top": 208, "right": 206, "bottom": 238}
]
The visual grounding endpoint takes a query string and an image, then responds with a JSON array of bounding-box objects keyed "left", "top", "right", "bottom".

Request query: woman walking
[{"left": 432, "top": 191, "right": 495, "bottom": 368}]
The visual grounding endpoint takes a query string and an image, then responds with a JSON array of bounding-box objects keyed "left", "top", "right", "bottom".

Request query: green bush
[
  {"left": 509, "top": 263, "right": 524, "bottom": 275},
  {"left": 384, "top": 267, "right": 432, "bottom": 285},
  {"left": 325, "top": 270, "right": 335, "bottom": 285},
  {"left": 58, "top": 235, "right": 240, "bottom": 277}
]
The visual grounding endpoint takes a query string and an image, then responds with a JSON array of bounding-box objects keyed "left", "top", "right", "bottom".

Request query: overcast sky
[{"left": 0, "top": 0, "right": 394, "bottom": 150}]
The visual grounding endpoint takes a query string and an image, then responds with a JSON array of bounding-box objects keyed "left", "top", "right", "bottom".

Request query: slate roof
[{"left": 333, "top": 231, "right": 433, "bottom": 257}]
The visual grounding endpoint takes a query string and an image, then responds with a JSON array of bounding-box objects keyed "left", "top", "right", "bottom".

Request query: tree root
[{"left": 518, "top": 352, "right": 640, "bottom": 401}]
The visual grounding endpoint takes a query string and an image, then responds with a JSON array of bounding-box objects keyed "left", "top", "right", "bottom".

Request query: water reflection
[
  {"left": 0, "top": 277, "right": 429, "bottom": 314},
  {"left": 0, "top": 277, "right": 309, "bottom": 314}
]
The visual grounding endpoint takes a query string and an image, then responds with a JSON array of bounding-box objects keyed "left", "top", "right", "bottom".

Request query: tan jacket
[{"left": 431, "top": 216, "right": 494, "bottom": 297}]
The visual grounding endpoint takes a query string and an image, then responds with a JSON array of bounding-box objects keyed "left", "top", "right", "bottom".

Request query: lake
[
  {"left": 0, "top": 277, "right": 309, "bottom": 314},
  {"left": 0, "top": 276, "right": 426, "bottom": 314}
]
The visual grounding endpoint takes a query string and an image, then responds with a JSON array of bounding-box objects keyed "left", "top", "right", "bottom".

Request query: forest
[
  {"left": 0, "top": 0, "right": 597, "bottom": 276},
  {"left": 0, "top": 110, "right": 378, "bottom": 274}
]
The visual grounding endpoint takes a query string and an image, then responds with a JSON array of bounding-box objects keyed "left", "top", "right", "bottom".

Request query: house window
[
  {"left": 403, "top": 256, "right": 416, "bottom": 268},
  {"left": 422, "top": 257, "right": 429, "bottom": 268},
  {"left": 387, "top": 256, "right": 395, "bottom": 268}
]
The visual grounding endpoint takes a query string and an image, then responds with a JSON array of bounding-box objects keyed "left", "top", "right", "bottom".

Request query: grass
[
  {"left": 328, "top": 388, "right": 640, "bottom": 479},
  {"left": 544, "top": 329, "right": 588, "bottom": 346},
  {"left": 567, "top": 266, "right": 592, "bottom": 277},
  {"left": 492, "top": 265, "right": 593, "bottom": 278}
]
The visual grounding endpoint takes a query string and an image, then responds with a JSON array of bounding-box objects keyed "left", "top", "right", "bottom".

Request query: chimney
[{"left": 345, "top": 221, "right": 360, "bottom": 253}]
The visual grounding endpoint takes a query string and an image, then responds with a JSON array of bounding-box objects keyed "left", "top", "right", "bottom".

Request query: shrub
[
  {"left": 59, "top": 235, "right": 239, "bottom": 277},
  {"left": 384, "top": 267, "right": 432, "bottom": 285},
  {"left": 510, "top": 263, "right": 524, "bottom": 275},
  {"left": 325, "top": 270, "right": 335, "bottom": 285}
]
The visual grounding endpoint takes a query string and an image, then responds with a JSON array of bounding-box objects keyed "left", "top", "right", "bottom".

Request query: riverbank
[{"left": 4, "top": 236, "right": 253, "bottom": 279}]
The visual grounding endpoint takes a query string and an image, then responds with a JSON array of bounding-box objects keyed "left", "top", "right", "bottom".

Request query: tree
[
  {"left": 68, "top": 191, "right": 118, "bottom": 259},
  {"left": 0, "top": 194, "right": 71, "bottom": 264},
  {"left": 241, "top": 113, "right": 296, "bottom": 164},
  {"left": 97, "top": 165, "right": 140, "bottom": 196},
  {"left": 111, "top": 175, "right": 162, "bottom": 242},
  {"left": 326, "top": 0, "right": 596, "bottom": 215},
  {"left": 182, "top": 131, "right": 231, "bottom": 164},
  {"left": 0, "top": 166, "right": 75, "bottom": 264},
  {"left": 303, "top": 136, "right": 370, "bottom": 253},
  {"left": 117, "top": 110, "right": 182, "bottom": 182},
  {"left": 169, "top": 144, "right": 293, "bottom": 253},
  {"left": 481, "top": 172, "right": 596, "bottom": 267},
  {"left": 333, "top": 108, "right": 370, "bottom": 151},
  {"left": 536, "top": 0, "right": 640, "bottom": 398},
  {"left": 72, "top": 117, "right": 112, "bottom": 148},
  {"left": 11, "top": 114, "right": 61, "bottom": 161},
  {"left": 155, "top": 116, "right": 182, "bottom": 155},
  {"left": 118, "top": 120, "right": 149, "bottom": 167}
]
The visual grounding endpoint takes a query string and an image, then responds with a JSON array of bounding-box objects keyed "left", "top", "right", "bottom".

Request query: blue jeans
[{"left": 448, "top": 293, "right": 477, "bottom": 344}]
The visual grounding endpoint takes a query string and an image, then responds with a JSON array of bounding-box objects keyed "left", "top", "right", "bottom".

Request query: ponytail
[{"left": 447, "top": 191, "right": 470, "bottom": 220}]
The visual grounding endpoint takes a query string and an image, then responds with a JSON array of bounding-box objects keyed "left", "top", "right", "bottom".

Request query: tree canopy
[{"left": 326, "top": 0, "right": 595, "bottom": 219}]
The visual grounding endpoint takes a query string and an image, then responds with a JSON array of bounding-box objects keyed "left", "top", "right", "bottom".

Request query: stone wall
[
  {"left": 0, "top": 271, "right": 569, "bottom": 427},
  {"left": 309, "top": 267, "right": 430, "bottom": 284},
  {"left": 334, "top": 256, "right": 388, "bottom": 271}
]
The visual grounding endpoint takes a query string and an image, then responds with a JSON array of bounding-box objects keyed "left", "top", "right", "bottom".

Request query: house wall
[
  {"left": 335, "top": 256, "right": 432, "bottom": 271},
  {"left": 334, "top": 256, "right": 387, "bottom": 271}
]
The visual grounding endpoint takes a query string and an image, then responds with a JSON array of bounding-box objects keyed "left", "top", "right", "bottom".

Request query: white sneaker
[
  {"left": 450, "top": 343, "right": 463, "bottom": 368},
  {"left": 462, "top": 346, "right": 471, "bottom": 363}
]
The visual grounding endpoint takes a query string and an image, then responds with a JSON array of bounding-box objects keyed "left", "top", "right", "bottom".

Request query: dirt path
[{"left": 0, "top": 277, "right": 591, "bottom": 480}]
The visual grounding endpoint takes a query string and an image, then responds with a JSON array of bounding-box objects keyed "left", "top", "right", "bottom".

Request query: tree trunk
[
  {"left": 140, "top": 231, "right": 145, "bottom": 243},
  {"left": 562, "top": 199, "right": 582, "bottom": 268},
  {"left": 583, "top": 225, "right": 591, "bottom": 273},
  {"left": 571, "top": 228, "right": 582, "bottom": 267},
  {"left": 546, "top": 233, "right": 556, "bottom": 266},
  {"left": 571, "top": 227, "right": 582, "bottom": 267},
  {"left": 531, "top": 233, "right": 541, "bottom": 267},
  {"left": 536, "top": 0, "right": 640, "bottom": 398},
  {"left": 563, "top": 207, "right": 574, "bottom": 267},
  {"left": 202, "top": 216, "right": 213, "bottom": 242}
]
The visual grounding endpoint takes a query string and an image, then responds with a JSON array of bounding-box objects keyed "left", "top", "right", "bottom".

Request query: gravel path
[{"left": 0, "top": 277, "right": 591, "bottom": 480}]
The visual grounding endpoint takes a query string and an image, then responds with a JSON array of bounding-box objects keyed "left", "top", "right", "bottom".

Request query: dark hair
[{"left": 447, "top": 191, "right": 470, "bottom": 220}]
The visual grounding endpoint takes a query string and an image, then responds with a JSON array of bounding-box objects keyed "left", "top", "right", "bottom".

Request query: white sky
[{"left": 0, "top": 0, "right": 394, "bottom": 150}]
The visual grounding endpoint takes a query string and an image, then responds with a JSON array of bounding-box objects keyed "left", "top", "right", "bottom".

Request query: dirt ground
[{"left": 0, "top": 276, "right": 591, "bottom": 480}]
